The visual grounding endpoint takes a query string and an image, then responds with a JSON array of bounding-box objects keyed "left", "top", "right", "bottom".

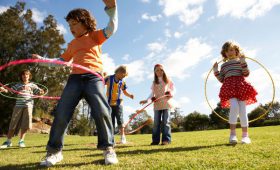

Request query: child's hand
[
  {"left": 213, "top": 62, "right": 218, "bottom": 72},
  {"left": 0, "top": 87, "right": 8, "bottom": 93},
  {"left": 139, "top": 100, "right": 147, "bottom": 105},
  {"left": 130, "top": 94, "right": 134, "bottom": 99},
  {"left": 103, "top": 0, "right": 116, "bottom": 8},
  {"left": 239, "top": 54, "right": 246, "bottom": 63},
  {"left": 151, "top": 97, "right": 157, "bottom": 102},
  {"left": 32, "top": 54, "right": 43, "bottom": 59}
]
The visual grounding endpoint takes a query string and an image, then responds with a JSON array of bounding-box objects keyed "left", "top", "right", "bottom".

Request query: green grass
[{"left": 0, "top": 126, "right": 279, "bottom": 170}]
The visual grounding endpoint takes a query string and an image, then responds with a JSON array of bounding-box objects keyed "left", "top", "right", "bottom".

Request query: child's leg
[
  {"left": 238, "top": 100, "right": 249, "bottom": 137},
  {"left": 229, "top": 98, "right": 239, "bottom": 136},
  {"left": 152, "top": 110, "right": 162, "bottom": 144},
  {"left": 47, "top": 75, "right": 83, "bottom": 153},
  {"left": 161, "top": 109, "right": 171, "bottom": 144},
  {"left": 6, "top": 107, "right": 24, "bottom": 140},
  {"left": 84, "top": 75, "right": 114, "bottom": 149},
  {"left": 110, "top": 106, "right": 118, "bottom": 134},
  {"left": 20, "top": 107, "right": 33, "bottom": 141}
]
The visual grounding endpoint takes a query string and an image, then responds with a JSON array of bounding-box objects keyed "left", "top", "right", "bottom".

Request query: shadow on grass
[
  {"left": 0, "top": 160, "right": 106, "bottom": 170},
  {"left": 116, "top": 143, "right": 233, "bottom": 155}
]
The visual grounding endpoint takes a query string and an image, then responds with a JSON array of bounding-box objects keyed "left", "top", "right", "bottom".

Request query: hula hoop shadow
[{"left": 204, "top": 57, "right": 275, "bottom": 123}]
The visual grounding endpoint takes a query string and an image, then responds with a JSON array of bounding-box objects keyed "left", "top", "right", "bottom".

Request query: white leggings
[{"left": 229, "top": 98, "right": 248, "bottom": 127}]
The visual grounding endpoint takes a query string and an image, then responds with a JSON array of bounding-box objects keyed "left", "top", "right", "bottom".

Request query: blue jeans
[
  {"left": 47, "top": 74, "right": 114, "bottom": 153},
  {"left": 152, "top": 109, "right": 171, "bottom": 144}
]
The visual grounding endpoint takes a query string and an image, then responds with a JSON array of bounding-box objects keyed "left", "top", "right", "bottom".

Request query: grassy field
[{"left": 0, "top": 125, "right": 279, "bottom": 170}]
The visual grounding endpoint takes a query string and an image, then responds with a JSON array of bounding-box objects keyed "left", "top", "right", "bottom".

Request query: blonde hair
[
  {"left": 114, "top": 65, "right": 128, "bottom": 76},
  {"left": 221, "top": 41, "right": 243, "bottom": 62}
]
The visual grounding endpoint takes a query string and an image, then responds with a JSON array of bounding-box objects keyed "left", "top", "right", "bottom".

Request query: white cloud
[
  {"left": 159, "top": 0, "right": 206, "bottom": 25},
  {"left": 0, "top": 6, "right": 9, "bottom": 14},
  {"left": 163, "top": 38, "right": 213, "bottom": 79},
  {"left": 248, "top": 68, "right": 280, "bottom": 103},
  {"left": 126, "top": 60, "right": 146, "bottom": 84},
  {"left": 31, "top": 8, "right": 47, "bottom": 23},
  {"left": 102, "top": 53, "right": 117, "bottom": 75},
  {"left": 147, "top": 42, "right": 165, "bottom": 53},
  {"left": 122, "top": 54, "right": 130, "bottom": 61},
  {"left": 57, "top": 23, "right": 67, "bottom": 35},
  {"left": 216, "top": 0, "right": 280, "bottom": 20},
  {"left": 141, "top": 13, "right": 162, "bottom": 22},
  {"left": 174, "top": 31, "right": 183, "bottom": 39}
]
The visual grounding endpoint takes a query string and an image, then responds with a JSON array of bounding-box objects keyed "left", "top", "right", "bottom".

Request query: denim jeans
[
  {"left": 47, "top": 73, "right": 114, "bottom": 153},
  {"left": 152, "top": 109, "right": 171, "bottom": 144}
]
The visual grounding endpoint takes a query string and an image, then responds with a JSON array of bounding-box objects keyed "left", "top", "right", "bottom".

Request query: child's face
[
  {"left": 155, "top": 67, "right": 164, "bottom": 78},
  {"left": 115, "top": 72, "right": 126, "bottom": 80},
  {"left": 225, "top": 47, "right": 238, "bottom": 59},
  {"left": 68, "top": 19, "right": 87, "bottom": 38},
  {"left": 22, "top": 72, "right": 30, "bottom": 83}
]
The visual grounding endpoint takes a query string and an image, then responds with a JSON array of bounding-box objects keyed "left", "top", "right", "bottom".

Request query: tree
[
  {"left": 128, "top": 110, "right": 152, "bottom": 134},
  {"left": 248, "top": 106, "right": 266, "bottom": 127},
  {"left": 183, "top": 111, "right": 210, "bottom": 131},
  {"left": 0, "top": 2, "right": 67, "bottom": 134},
  {"left": 209, "top": 102, "right": 229, "bottom": 129},
  {"left": 171, "top": 107, "right": 184, "bottom": 132},
  {"left": 262, "top": 101, "right": 280, "bottom": 119}
]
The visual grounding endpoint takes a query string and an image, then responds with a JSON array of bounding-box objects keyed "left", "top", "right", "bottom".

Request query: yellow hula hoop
[{"left": 204, "top": 56, "right": 275, "bottom": 123}]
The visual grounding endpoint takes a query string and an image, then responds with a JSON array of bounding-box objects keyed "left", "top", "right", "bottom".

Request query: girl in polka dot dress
[{"left": 213, "top": 41, "right": 257, "bottom": 144}]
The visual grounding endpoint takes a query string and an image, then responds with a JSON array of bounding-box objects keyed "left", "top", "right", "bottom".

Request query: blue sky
[{"left": 1, "top": 0, "right": 280, "bottom": 121}]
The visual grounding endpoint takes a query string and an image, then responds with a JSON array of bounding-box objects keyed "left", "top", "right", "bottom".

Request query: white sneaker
[
  {"left": 229, "top": 135, "right": 238, "bottom": 144},
  {"left": 18, "top": 141, "right": 26, "bottom": 148},
  {"left": 103, "top": 147, "right": 118, "bottom": 165},
  {"left": 121, "top": 135, "right": 127, "bottom": 144},
  {"left": 241, "top": 136, "right": 251, "bottom": 144},
  {"left": 40, "top": 151, "right": 63, "bottom": 167},
  {"left": 0, "top": 141, "right": 12, "bottom": 148}
]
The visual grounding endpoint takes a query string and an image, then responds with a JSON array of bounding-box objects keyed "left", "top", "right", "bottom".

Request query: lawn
[{"left": 0, "top": 125, "right": 279, "bottom": 170}]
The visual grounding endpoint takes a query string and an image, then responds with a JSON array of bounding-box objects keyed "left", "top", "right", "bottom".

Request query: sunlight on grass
[{"left": 0, "top": 126, "right": 279, "bottom": 169}]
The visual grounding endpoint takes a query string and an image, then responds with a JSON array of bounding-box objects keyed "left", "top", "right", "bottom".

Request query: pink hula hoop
[{"left": 0, "top": 59, "right": 104, "bottom": 100}]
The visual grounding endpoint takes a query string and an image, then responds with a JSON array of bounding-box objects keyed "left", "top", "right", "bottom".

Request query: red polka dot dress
[{"left": 214, "top": 59, "right": 258, "bottom": 108}]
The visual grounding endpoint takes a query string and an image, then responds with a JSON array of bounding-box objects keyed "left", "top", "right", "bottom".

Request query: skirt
[{"left": 219, "top": 76, "right": 257, "bottom": 108}]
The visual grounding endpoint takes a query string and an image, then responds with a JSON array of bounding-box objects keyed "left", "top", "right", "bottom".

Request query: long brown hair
[{"left": 154, "top": 64, "right": 169, "bottom": 84}]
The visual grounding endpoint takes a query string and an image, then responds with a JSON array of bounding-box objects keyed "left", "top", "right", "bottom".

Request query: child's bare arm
[{"left": 123, "top": 90, "right": 134, "bottom": 99}]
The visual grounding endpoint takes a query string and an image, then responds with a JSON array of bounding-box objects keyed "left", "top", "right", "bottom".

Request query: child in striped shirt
[
  {"left": 0, "top": 69, "right": 44, "bottom": 148},
  {"left": 213, "top": 41, "right": 257, "bottom": 144}
]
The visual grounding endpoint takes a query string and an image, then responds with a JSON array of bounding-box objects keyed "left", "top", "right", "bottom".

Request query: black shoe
[{"left": 150, "top": 142, "right": 159, "bottom": 145}]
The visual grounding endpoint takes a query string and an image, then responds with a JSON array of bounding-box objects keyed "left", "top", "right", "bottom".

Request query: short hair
[
  {"left": 221, "top": 41, "right": 242, "bottom": 61},
  {"left": 65, "top": 8, "right": 96, "bottom": 32},
  {"left": 19, "top": 69, "right": 32, "bottom": 81},
  {"left": 114, "top": 65, "right": 128, "bottom": 76}
]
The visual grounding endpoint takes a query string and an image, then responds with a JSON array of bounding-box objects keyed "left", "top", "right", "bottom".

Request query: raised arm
[
  {"left": 239, "top": 55, "right": 250, "bottom": 77},
  {"left": 213, "top": 62, "right": 224, "bottom": 83},
  {"left": 103, "top": 0, "right": 118, "bottom": 38}
]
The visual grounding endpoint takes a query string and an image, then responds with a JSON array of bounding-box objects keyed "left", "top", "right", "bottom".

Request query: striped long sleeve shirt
[{"left": 214, "top": 59, "right": 249, "bottom": 83}]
